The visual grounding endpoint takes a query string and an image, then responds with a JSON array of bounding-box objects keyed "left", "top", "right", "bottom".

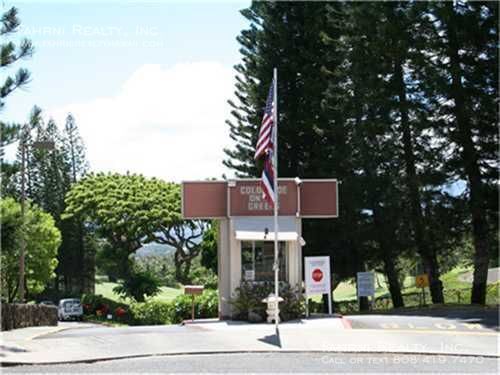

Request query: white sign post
[
  {"left": 357, "top": 271, "right": 375, "bottom": 310},
  {"left": 304, "top": 256, "right": 332, "bottom": 316}
]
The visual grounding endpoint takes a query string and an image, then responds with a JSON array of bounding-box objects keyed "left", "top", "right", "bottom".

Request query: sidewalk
[
  {"left": 1, "top": 322, "right": 99, "bottom": 360},
  {"left": 1, "top": 317, "right": 498, "bottom": 365}
]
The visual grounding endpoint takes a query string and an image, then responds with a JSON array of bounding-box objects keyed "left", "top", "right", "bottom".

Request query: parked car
[
  {"left": 58, "top": 298, "right": 83, "bottom": 321},
  {"left": 39, "top": 300, "right": 56, "bottom": 307}
]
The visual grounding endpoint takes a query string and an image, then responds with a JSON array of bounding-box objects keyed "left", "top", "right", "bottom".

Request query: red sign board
[
  {"left": 182, "top": 179, "right": 337, "bottom": 219},
  {"left": 229, "top": 180, "right": 297, "bottom": 216}
]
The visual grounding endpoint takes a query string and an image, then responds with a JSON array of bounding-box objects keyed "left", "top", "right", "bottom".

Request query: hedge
[
  {"left": 1, "top": 303, "right": 58, "bottom": 331},
  {"left": 82, "top": 289, "right": 219, "bottom": 326}
]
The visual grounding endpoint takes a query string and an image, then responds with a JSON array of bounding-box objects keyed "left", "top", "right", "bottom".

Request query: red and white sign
[
  {"left": 305, "top": 256, "right": 331, "bottom": 296},
  {"left": 312, "top": 269, "right": 323, "bottom": 282}
]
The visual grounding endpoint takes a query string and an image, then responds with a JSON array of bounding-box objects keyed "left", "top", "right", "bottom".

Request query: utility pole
[{"left": 18, "top": 128, "right": 27, "bottom": 303}]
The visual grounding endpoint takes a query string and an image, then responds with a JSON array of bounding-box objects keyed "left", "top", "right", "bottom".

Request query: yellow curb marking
[
  {"left": 358, "top": 328, "right": 498, "bottom": 336},
  {"left": 26, "top": 327, "right": 68, "bottom": 341}
]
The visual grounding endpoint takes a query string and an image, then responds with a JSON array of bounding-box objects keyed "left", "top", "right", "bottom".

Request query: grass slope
[
  {"left": 95, "top": 280, "right": 182, "bottom": 304},
  {"left": 329, "top": 267, "right": 473, "bottom": 302}
]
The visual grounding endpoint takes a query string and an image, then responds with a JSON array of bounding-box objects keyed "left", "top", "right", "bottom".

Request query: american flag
[
  {"left": 261, "top": 150, "right": 275, "bottom": 207},
  {"left": 254, "top": 80, "right": 275, "bottom": 160},
  {"left": 255, "top": 80, "right": 276, "bottom": 207}
]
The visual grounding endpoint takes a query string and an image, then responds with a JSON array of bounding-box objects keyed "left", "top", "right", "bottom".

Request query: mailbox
[
  {"left": 184, "top": 285, "right": 204, "bottom": 322},
  {"left": 185, "top": 285, "right": 204, "bottom": 295}
]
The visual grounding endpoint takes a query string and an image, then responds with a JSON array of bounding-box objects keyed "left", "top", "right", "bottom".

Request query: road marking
[
  {"left": 378, "top": 322, "right": 489, "bottom": 331},
  {"left": 434, "top": 322, "right": 457, "bottom": 330},
  {"left": 26, "top": 327, "right": 68, "bottom": 341},
  {"left": 357, "top": 328, "right": 498, "bottom": 336},
  {"left": 407, "top": 323, "right": 429, "bottom": 329},
  {"left": 462, "top": 323, "right": 484, "bottom": 330}
]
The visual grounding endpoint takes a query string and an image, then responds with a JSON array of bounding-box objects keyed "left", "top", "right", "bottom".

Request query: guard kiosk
[{"left": 182, "top": 178, "right": 338, "bottom": 319}]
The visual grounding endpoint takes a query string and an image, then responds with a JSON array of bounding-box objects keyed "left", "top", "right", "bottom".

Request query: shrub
[
  {"left": 169, "top": 294, "right": 194, "bottom": 324},
  {"left": 197, "top": 289, "right": 219, "bottom": 318},
  {"left": 129, "top": 300, "right": 172, "bottom": 325},
  {"left": 230, "top": 282, "right": 304, "bottom": 322},
  {"left": 189, "top": 266, "right": 218, "bottom": 289},
  {"left": 128, "top": 290, "right": 219, "bottom": 325},
  {"left": 113, "top": 270, "right": 161, "bottom": 302},
  {"left": 279, "top": 284, "right": 305, "bottom": 321}
]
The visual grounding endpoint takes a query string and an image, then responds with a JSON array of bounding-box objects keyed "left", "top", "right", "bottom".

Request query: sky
[{"left": 3, "top": 0, "right": 250, "bottom": 182}]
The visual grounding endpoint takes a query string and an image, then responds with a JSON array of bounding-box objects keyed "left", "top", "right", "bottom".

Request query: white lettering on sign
[{"left": 239, "top": 185, "right": 288, "bottom": 211}]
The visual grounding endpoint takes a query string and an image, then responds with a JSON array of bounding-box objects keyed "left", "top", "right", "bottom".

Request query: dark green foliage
[
  {"left": 12, "top": 113, "right": 95, "bottom": 296},
  {"left": 132, "top": 253, "right": 178, "bottom": 288},
  {"left": 0, "top": 6, "right": 33, "bottom": 170},
  {"left": 188, "top": 265, "right": 218, "bottom": 290},
  {"left": 113, "top": 270, "right": 161, "bottom": 302},
  {"left": 200, "top": 221, "right": 218, "bottom": 275},
  {"left": 0, "top": 198, "right": 61, "bottom": 302},
  {"left": 0, "top": 7, "right": 33, "bottom": 110},
  {"left": 226, "top": 1, "right": 497, "bottom": 307}
]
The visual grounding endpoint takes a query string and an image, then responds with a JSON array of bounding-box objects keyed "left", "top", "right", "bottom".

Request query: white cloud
[{"left": 48, "top": 62, "right": 236, "bottom": 182}]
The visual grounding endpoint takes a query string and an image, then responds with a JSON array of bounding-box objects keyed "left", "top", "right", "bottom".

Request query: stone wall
[{"left": 1, "top": 303, "right": 58, "bottom": 331}]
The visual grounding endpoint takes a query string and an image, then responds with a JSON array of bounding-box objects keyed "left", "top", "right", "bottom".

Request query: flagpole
[{"left": 273, "top": 67, "right": 279, "bottom": 332}]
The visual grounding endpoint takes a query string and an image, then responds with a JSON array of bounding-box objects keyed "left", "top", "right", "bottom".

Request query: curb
[
  {"left": 25, "top": 326, "right": 73, "bottom": 341},
  {"left": 2, "top": 349, "right": 499, "bottom": 367},
  {"left": 340, "top": 316, "right": 352, "bottom": 329}
]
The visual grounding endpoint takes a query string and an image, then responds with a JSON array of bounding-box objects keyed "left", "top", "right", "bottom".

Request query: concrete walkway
[{"left": 1, "top": 317, "right": 498, "bottom": 365}]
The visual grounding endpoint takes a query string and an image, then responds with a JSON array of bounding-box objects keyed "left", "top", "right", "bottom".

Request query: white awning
[{"left": 233, "top": 216, "right": 299, "bottom": 241}]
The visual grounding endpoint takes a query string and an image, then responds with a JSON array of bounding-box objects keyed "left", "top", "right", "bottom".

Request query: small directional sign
[{"left": 415, "top": 274, "right": 429, "bottom": 288}]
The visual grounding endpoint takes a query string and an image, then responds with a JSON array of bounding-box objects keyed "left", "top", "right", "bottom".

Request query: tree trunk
[
  {"left": 445, "top": 4, "right": 490, "bottom": 304},
  {"left": 373, "top": 209, "right": 405, "bottom": 309},
  {"left": 394, "top": 58, "right": 444, "bottom": 304},
  {"left": 77, "top": 220, "right": 85, "bottom": 293},
  {"left": 383, "top": 254, "right": 404, "bottom": 308},
  {"left": 181, "top": 259, "right": 192, "bottom": 285}
]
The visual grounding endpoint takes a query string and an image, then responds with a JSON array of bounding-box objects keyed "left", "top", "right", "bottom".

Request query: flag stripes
[
  {"left": 254, "top": 81, "right": 275, "bottom": 160},
  {"left": 254, "top": 79, "right": 276, "bottom": 208}
]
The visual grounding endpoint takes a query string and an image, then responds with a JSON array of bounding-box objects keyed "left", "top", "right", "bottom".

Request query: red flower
[{"left": 115, "top": 307, "right": 126, "bottom": 317}]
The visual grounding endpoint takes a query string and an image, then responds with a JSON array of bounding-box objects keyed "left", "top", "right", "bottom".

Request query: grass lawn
[
  {"left": 315, "top": 266, "right": 474, "bottom": 303},
  {"left": 95, "top": 278, "right": 182, "bottom": 304}
]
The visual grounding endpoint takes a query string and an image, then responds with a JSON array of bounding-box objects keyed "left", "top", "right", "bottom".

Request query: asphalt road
[{"left": 4, "top": 352, "right": 499, "bottom": 373}]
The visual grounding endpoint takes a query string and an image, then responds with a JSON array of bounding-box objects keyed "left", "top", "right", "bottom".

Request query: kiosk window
[{"left": 241, "top": 241, "right": 286, "bottom": 282}]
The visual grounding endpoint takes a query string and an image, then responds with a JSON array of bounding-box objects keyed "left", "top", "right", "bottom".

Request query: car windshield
[{"left": 63, "top": 300, "right": 80, "bottom": 308}]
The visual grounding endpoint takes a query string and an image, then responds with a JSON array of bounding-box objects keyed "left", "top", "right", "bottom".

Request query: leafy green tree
[
  {"left": 64, "top": 173, "right": 206, "bottom": 283},
  {"left": 1, "top": 198, "right": 61, "bottom": 302},
  {"left": 200, "top": 222, "right": 218, "bottom": 275},
  {"left": 132, "top": 252, "right": 178, "bottom": 288}
]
